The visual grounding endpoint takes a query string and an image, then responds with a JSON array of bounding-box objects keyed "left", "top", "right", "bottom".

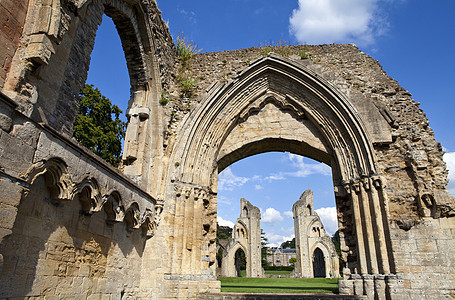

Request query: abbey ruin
[
  {"left": 219, "top": 198, "right": 263, "bottom": 278},
  {"left": 0, "top": 0, "right": 454, "bottom": 299},
  {"left": 292, "top": 190, "right": 340, "bottom": 279},
  {"left": 220, "top": 193, "right": 339, "bottom": 280}
]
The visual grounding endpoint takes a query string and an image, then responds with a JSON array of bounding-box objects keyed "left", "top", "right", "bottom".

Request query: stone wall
[
  {"left": 0, "top": 0, "right": 29, "bottom": 88},
  {"left": 0, "top": 91, "right": 161, "bottom": 298},
  {"left": 0, "top": 0, "right": 454, "bottom": 299}
]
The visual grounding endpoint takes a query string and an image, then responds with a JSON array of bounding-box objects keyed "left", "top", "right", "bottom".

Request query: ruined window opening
[{"left": 75, "top": 14, "right": 130, "bottom": 165}]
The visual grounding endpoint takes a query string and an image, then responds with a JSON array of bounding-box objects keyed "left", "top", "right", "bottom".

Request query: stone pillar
[
  {"left": 360, "top": 178, "right": 379, "bottom": 274},
  {"left": 363, "top": 274, "right": 375, "bottom": 299},
  {"left": 352, "top": 274, "right": 364, "bottom": 296},
  {"left": 385, "top": 274, "right": 399, "bottom": 300},
  {"left": 374, "top": 274, "right": 386, "bottom": 300},
  {"left": 345, "top": 181, "right": 368, "bottom": 274},
  {"left": 370, "top": 176, "right": 391, "bottom": 274},
  {"left": 338, "top": 279, "right": 354, "bottom": 295}
]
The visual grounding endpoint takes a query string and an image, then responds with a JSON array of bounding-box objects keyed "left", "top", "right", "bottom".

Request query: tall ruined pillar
[
  {"left": 220, "top": 198, "right": 264, "bottom": 277},
  {"left": 293, "top": 190, "right": 340, "bottom": 278},
  {"left": 293, "top": 190, "right": 313, "bottom": 277}
]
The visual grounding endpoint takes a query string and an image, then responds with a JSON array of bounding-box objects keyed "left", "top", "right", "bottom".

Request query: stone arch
[
  {"left": 219, "top": 198, "right": 263, "bottom": 278},
  {"left": 104, "top": 191, "right": 124, "bottom": 224},
  {"left": 6, "top": 0, "right": 165, "bottom": 131},
  {"left": 4, "top": 0, "right": 174, "bottom": 190},
  {"left": 167, "top": 54, "right": 394, "bottom": 292},
  {"left": 170, "top": 54, "right": 379, "bottom": 187},
  {"left": 312, "top": 247, "right": 326, "bottom": 278},
  {"left": 234, "top": 220, "right": 248, "bottom": 239},
  {"left": 310, "top": 241, "right": 332, "bottom": 278},
  {"left": 72, "top": 176, "right": 103, "bottom": 214},
  {"left": 221, "top": 241, "right": 248, "bottom": 278},
  {"left": 307, "top": 217, "right": 325, "bottom": 238},
  {"left": 26, "top": 157, "right": 72, "bottom": 203}
]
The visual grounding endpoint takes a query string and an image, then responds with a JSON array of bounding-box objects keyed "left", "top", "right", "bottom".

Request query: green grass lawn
[
  {"left": 239, "top": 270, "right": 291, "bottom": 277},
  {"left": 264, "top": 270, "right": 292, "bottom": 275},
  {"left": 218, "top": 276, "right": 339, "bottom": 294}
]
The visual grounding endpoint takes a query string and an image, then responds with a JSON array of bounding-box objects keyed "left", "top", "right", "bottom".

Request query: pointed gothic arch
[{"left": 167, "top": 54, "right": 395, "bottom": 292}]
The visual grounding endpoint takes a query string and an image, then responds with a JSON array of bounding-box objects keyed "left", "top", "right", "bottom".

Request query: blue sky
[{"left": 87, "top": 0, "right": 455, "bottom": 246}]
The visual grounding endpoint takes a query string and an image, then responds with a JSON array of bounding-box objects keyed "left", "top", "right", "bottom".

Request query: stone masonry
[
  {"left": 293, "top": 190, "right": 340, "bottom": 279},
  {"left": 0, "top": 0, "right": 454, "bottom": 299},
  {"left": 219, "top": 198, "right": 263, "bottom": 278}
]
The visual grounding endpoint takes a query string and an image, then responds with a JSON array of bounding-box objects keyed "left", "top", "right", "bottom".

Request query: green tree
[
  {"left": 332, "top": 230, "right": 343, "bottom": 276},
  {"left": 289, "top": 257, "right": 297, "bottom": 267},
  {"left": 73, "top": 84, "right": 126, "bottom": 166},
  {"left": 217, "top": 224, "right": 233, "bottom": 242},
  {"left": 261, "top": 229, "right": 269, "bottom": 267},
  {"left": 280, "top": 237, "right": 296, "bottom": 249}
]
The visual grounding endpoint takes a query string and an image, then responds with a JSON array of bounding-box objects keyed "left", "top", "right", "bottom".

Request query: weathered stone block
[
  {"left": 0, "top": 179, "right": 23, "bottom": 207},
  {"left": 0, "top": 204, "right": 17, "bottom": 230}
]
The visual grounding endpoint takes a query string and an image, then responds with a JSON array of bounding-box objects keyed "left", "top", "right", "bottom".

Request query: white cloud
[
  {"left": 217, "top": 216, "right": 234, "bottom": 228},
  {"left": 218, "top": 167, "right": 249, "bottom": 191},
  {"left": 217, "top": 195, "right": 232, "bottom": 205},
  {"left": 280, "top": 226, "right": 295, "bottom": 235},
  {"left": 265, "top": 232, "right": 294, "bottom": 248},
  {"left": 255, "top": 184, "right": 263, "bottom": 190},
  {"left": 287, "top": 154, "right": 331, "bottom": 177},
  {"left": 315, "top": 206, "right": 338, "bottom": 236},
  {"left": 284, "top": 211, "right": 294, "bottom": 218},
  {"left": 443, "top": 152, "right": 455, "bottom": 196},
  {"left": 264, "top": 174, "right": 286, "bottom": 181},
  {"left": 289, "top": 0, "right": 388, "bottom": 46},
  {"left": 262, "top": 154, "right": 331, "bottom": 182},
  {"left": 262, "top": 208, "right": 284, "bottom": 223},
  {"left": 177, "top": 7, "right": 197, "bottom": 24}
]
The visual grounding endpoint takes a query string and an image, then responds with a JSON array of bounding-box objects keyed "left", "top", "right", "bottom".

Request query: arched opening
[
  {"left": 74, "top": 14, "right": 130, "bottom": 166},
  {"left": 216, "top": 152, "right": 339, "bottom": 279},
  {"left": 234, "top": 248, "right": 246, "bottom": 277},
  {"left": 86, "top": 14, "right": 130, "bottom": 123},
  {"left": 313, "top": 247, "right": 326, "bottom": 278},
  {"left": 168, "top": 55, "right": 395, "bottom": 291}
]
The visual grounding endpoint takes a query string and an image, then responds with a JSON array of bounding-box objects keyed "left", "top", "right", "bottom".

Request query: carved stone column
[{"left": 339, "top": 175, "right": 396, "bottom": 300}]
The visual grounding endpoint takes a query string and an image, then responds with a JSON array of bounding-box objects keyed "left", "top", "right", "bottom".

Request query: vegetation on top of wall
[
  {"left": 260, "top": 40, "right": 292, "bottom": 57},
  {"left": 280, "top": 237, "right": 296, "bottom": 249},
  {"left": 174, "top": 33, "right": 201, "bottom": 101},
  {"left": 73, "top": 84, "right": 126, "bottom": 166},
  {"left": 176, "top": 32, "right": 202, "bottom": 69}
]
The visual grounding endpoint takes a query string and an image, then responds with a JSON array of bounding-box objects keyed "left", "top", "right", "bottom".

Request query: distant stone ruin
[
  {"left": 219, "top": 198, "right": 264, "bottom": 277},
  {"left": 292, "top": 190, "right": 340, "bottom": 278},
  {"left": 0, "top": 0, "right": 454, "bottom": 299}
]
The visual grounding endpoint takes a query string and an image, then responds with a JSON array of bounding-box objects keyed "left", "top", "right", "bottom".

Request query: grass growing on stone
[{"left": 218, "top": 277, "right": 339, "bottom": 294}]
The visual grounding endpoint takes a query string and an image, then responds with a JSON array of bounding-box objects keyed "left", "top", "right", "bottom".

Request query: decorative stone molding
[
  {"left": 104, "top": 191, "right": 124, "bottom": 224},
  {"left": 72, "top": 176, "right": 103, "bottom": 214},
  {"left": 24, "top": 157, "right": 162, "bottom": 237},
  {"left": 26, "top": 157, "right": 72, "bottom": 203},
  {"left": 124, "top": 202, "right": 141, "bottom": 230}
]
